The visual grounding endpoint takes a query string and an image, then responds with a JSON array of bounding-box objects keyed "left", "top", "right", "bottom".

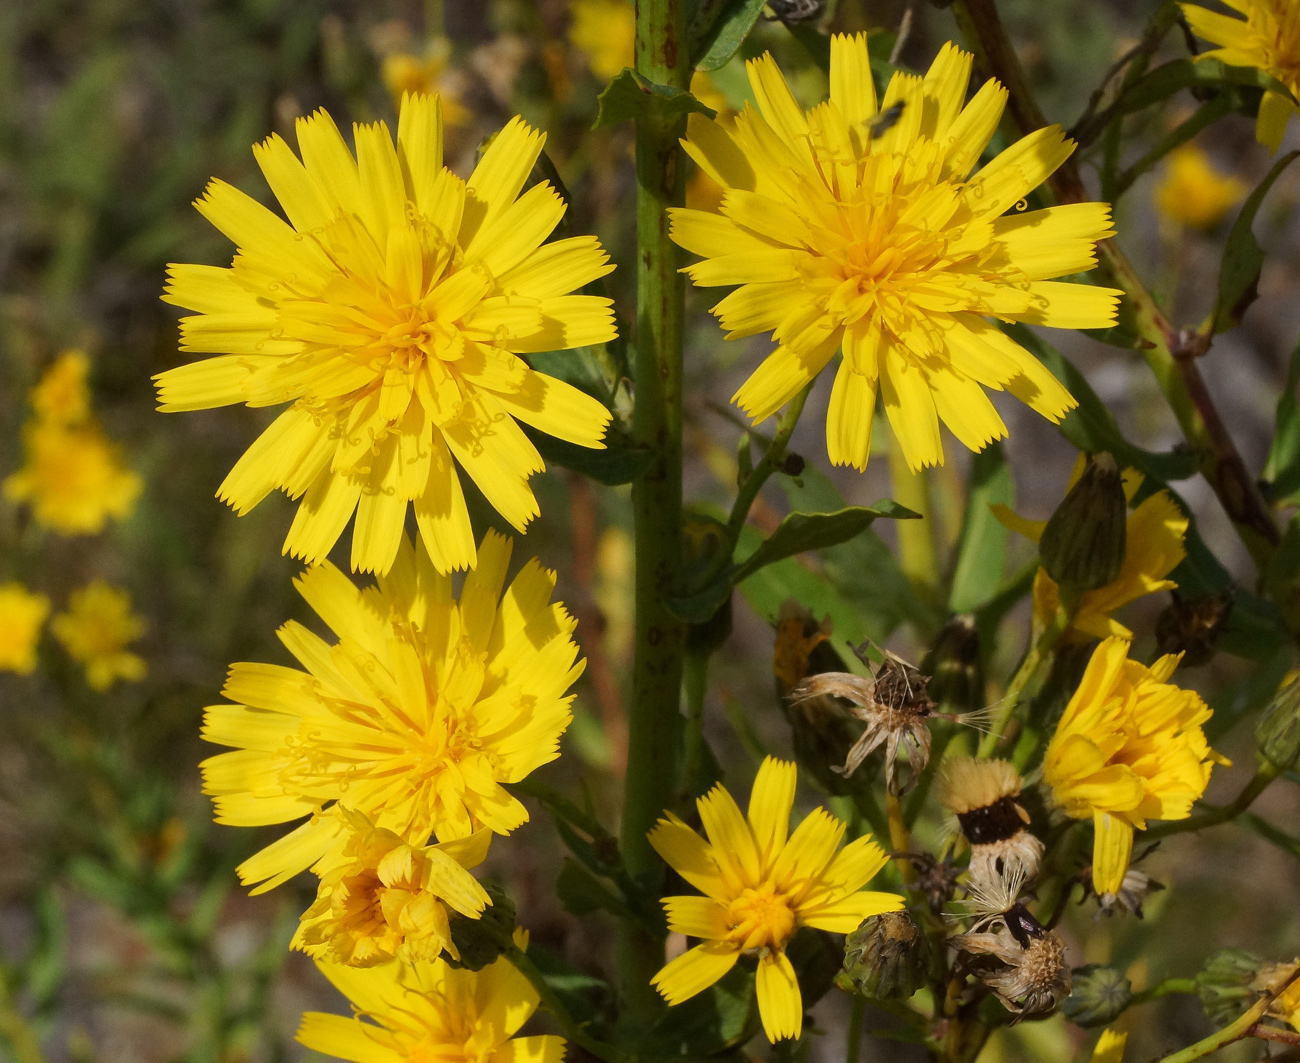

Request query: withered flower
[{"left": 940, "top": 757, "right": 1044, "bottom": 885}]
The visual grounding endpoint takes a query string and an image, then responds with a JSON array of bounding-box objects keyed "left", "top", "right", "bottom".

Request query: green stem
[
  {"left": 508, "top": 945, "right": 623, "bottom": 1063},
  {"left": 1131, "top": 977, "right": 1198, "bottom": 1006},
  {"left": 681, "top": 650, "right": 709, "bottom": 798},
  {"left": 887, "top": 444, "right": 938, "bottom": 602},
  {"left": 620, "top": 0, "right": 689, "bottom": 1031},
  {"left": 1153, "top": 962, "right": 1300, "bottom": 1063},
  {"left": 1144, "top": 761, "right": 1280, "bottom": 840},
  {"left": 846, "top": 995, "right": 865, "bottom": 1063},
  {"left": 977, "top": 610, "right": 1067, "bottom": 757}
]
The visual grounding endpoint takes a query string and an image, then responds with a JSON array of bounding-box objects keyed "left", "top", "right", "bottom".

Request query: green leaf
[
  {"left": 643, "top": 961, "right": 759, "bottom": 1056},
  {"left": 1005, "top": 324, "right": 1200, "bottom": 482},
  {"left": 692, "top": 0, "right": 767, "bottom": 71},
  {"left": 1263, "top": 335, "right": 1300, "bottom": 505},
  {"left": 524, "top": 426, "right": 652, "bottom": 486},
  {"left": 948, "top": 443, "right": 1013, "bottom": 613},
  {"left": 593, "top": 68, "right": 717, "bottom": 128},
  {"left": 1212, "top": 149, "right": 1300, "bottom": 334},
  {"left": 556, "top": 859, "right": 633, "bottom": 919},
  {"left": 1109, "top": 58, "right": 1297, "bottom": 121}
]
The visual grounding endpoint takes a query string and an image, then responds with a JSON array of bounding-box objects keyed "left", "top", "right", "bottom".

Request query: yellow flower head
[
  {"left": 297, "top": 935, "right": 562, "bottom": 1063},
  {"left": 51, "top": 581, "right": 147, "bottom": 691},
  {"left": 1182, "top": 0, "right": 1300, "bottom": 152},
  {"left": 649, "top": 757, "right": 902, "bottom": 1042},
  {"left": 201, "top": 530, "right": 582, "bottom": 893},
  {"left": 1043, "top": 636, "right": 1225, "bottom": 894},
  {"left": 1155, "top": 143, "right": 1248, "bottom": 230},
  {"left": 295, "top": 808, "right": 491, "bottom": 968},
  {"left": 31, "top": 350, "right": 92, "bottom": 425},
  {"left": 995, "top": 461, "right": 1188, "bottom": 642},
  {"left": 381, "top": 40, "right": 470, "bottom": 127},
  {"left": 671, "top": 36, "right": 1122, "bottom": 473},
  {"left": 0, "top": 583, "right": 50, "bottom": 675},
  {"left": 157, "top": 93, "right": 617, "bottom": 576},
  {"left": 1090, "top": 1029, "right": 1128, "bottom": 1063},
  {"left": 3, "top": 420, "right": 142, "bottom": 535}
]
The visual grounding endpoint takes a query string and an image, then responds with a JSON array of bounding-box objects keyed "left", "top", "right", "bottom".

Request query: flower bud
[
  {"left": 839, "top": 910, "right": 930, "bottom": 1001},
  {"left": 1039, "top": 453, "right": 1127, "bottom": 593},
  {"left": 1256, "top": 677, "right": 1300, "bottom": 771},
  {"left": 1196, "top": 948, "right": 1264, "bottom": 1027},
  {"left": 445, "top": 882, "right": 517, "bottom": 971},
  {"left": 921, "top": 614, "right": 984, "bottom": 714},
  {"left": 1064, "top": 964, "right": 1133, "bottom": 1027}
]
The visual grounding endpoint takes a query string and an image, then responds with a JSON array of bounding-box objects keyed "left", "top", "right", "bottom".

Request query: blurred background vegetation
[{"left": 1, "top": 0, "right": 1298, "bottom": 1060}]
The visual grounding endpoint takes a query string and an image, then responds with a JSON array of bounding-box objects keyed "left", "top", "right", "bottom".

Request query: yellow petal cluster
[
  {"left": 1182, "top": 0, "right": 1300, "bottom": 152},
  {"left": 157, "top": 92, "right": 617, "bottom": 576},
  {"left": 0, "top": 583, "right": 51, "bottom": 675},
  {"left": 649, "top": 757, "right": 901, "bottom": 1042},
  {"left": 297, "top": 933, "right": 562, "bottom": 1063},
  {"left": 295, "top": 809, "right": 491, "bottom": 967},
  {"left": 670, "top": 36, "right": 1123, "bottom": 473},
  {"left": 995, "top": 461, "right": 1188, "bottom": 641},
  {"left": 31, "top": 349, "right": 92, "bottom": 425},
  {"left": 201, "top": 530, "right": 582, "bottom": 893},
  {"left": 51, "top": 581, "right": 147, "bottom": 691},
  {"left": 1043, "top": 637, "right": 1225, "bottom": 894},
  {"left": 1155, "top": 144, "right": 1248, "bottom": 230}
]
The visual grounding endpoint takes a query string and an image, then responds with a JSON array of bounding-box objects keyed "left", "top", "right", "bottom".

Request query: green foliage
[{"left": 594, "top": 69, "right": 717, "bottom": 127}]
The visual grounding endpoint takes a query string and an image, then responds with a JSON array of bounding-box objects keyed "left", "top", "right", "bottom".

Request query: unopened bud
[
  {"left": 1156, "top": 590, "right": 1232, "bottom": 668},
  {"left": 921, "top": 614, "right": 983, "bottom": 713},
  {"left": 1039, "top": 453, "right": 1127, "bottom": 592},
  {"left": 838, "top": 910, "right": 930, "bottom": 1001},
  {"left": 1256, "top": 677, "right": 1300, "bottom": 771},
  {"left": 1064, "top": 964, "right": 1133, "bottom": 1027},
  {"left": 446, "top": 882, "right": 516, "bottom": 971},
  {"left": 1196, "top": 948, "right": 1263, "bottom": 1027}
]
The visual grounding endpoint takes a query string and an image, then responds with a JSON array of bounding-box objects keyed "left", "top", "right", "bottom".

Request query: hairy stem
[{"left": 619, "top": 0, "right": 689, "bottom": 1031}]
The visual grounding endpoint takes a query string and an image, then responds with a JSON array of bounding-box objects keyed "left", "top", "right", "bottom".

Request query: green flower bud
[
  {"left": 839, "top": 910, "right": 930, "bottom": 1001},
  {"left": 1039, "top": 453, "right": 1127, "bottom": 593},
  {"left": 1063, "top": 964, "right": 1133, "bottom": 1027},
  {"left": 1196, "top": 948, "right": 1264, "bottom": 1027},
  {"left": 446, "top": 882, "right": 516, "bottom": 971},
  {"left": 1256, "top": 677, "right": 1300, "bottom": 771},
  {"left": 921, "top": 613, "right": 984, "bottom": 714}
]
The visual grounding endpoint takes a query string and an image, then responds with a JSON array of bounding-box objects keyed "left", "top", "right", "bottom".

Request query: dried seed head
[
  {"left": 839, "top": 910, "right": 931, "bottom": 1001},
  {"left": 940, "top": 758, "right": 1043, "bottom": 884}
]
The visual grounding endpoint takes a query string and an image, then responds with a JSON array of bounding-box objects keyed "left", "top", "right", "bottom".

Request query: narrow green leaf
[
  {"left": 949, "top": 443, "right": 1014, "bottom": 613},
  {"left": 1263, "top": 335, "right": 1300, "bottom": 505},
  {"left": 1111, "top": 57, "right": 1297, "bottom": 120},
  {"left": 1212, "top": 149, "right": 1300, "bottom": 334},
  {"left": 732, "top": 501, "right": 919, "bottom": 584},
  {"left": 593, "top": 68, "right": 717, "bottom": 128},
  {"left": 524, "top": 426, "right": 653, "bottom": 486},
  {"left": 692, "top": 0, "right": 767, "bottom": 71}
]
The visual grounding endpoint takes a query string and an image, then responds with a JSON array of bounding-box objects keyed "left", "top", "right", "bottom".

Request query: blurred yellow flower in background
[
  {"left": 51, "top": 581, "right": 147, "bottom": 691},
  {"left": 201, "top": 531, "right": 583, "bottom": 893},
  {"left": 297, "top": 933, "right": 563, "bottom": 1063},
  {"left": 381, "top": 38, "right": 470, "bottom": 127},
  {"left": 1090, "top": 1028, "right": 1128, "bottom": 1063},
  {"left": 295, "top": 809, "right": 491, "bottom": 968},
  {"left": 650, "top": 757, "right": 901, "bottom": 1042},
  {"left": 0, "top": 583, "right": 50, "bottom": 675},
  {"left": 994, "top": 462, "right": 1188, "bottom": 641},
  {"left": 1155, "top": 144, "right": 1248, "bottom": 229},
  {"left": 1043, "top": 636, "right": 1225, "bottom": 894},
  {"left": 158, "top": 92, "right": 616, "bottom": 576},
  {"left": 1182, "top": 0, "right": 1300, "bottom": 152},
  {"left": 671, "top": 36, "right": 1121, "bottom": 473},
  {"left": 4, "top": 421, "right": 142, "bottom": 535},
  {"left": 31, "top": 350, "right": 92, "bottom": 426}
]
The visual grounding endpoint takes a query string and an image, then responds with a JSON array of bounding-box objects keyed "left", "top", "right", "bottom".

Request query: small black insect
[{"left": 764, "top": 0, "right": 825, "bottom": 26}]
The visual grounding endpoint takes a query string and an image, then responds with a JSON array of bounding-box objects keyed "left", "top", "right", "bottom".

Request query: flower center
[{"left": 724, "top": 882, "right": 797, "bottom": 952}]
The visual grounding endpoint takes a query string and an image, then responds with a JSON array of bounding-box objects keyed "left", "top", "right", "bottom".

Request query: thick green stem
[
  {"left": 619, "top": 0, "right": 689, "bottom": 1031},
  {"left": 847, "top": 995, "right": 865, "bottom": 1063},
  {"left": 887, "top": 446, "right": 939, "bottom": 603},
  {"left": 681, "top": 650, "right": 709, "bottom": 798}
]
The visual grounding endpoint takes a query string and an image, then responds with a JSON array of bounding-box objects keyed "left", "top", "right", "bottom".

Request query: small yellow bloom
[
  {"left": 31, "top": 350, "right": 92, "bottom": 425},
  {"left": 0, "top": 583, "right": 50, "bottom": 675},
  {"left": 296, "top": 934, "right": 563, "bottom": 1063},
  {"left": 1155, "top": 144, "right": 1248, "bottom": 230},
  {"left": 158, "top": 93, "right": 617, "bottom": 576},
  {"left": 3, "top": 420, "right": 142, "bottom": 535},
  {"left": 649, "top": 757, "right": 902, "bottom": 1042},
  {"left": 295, "top": 809, "right": 491, "bottom": 967},
  {"left": 1182, "top": 0, "right": 1300, "bottom": 152},
  {"left": 1090, "top": 1028, "right": 1128, "bottom": 1063},
  {"left": 671, "top": 36, "right": 1123, "bottom": 474},
  {"left": 201, "top": 530, "right": 582, "bottom": 893},
  {"left": 994, "top": 461, "right": 1188, "bottom": 641},
  {"left": 380, "top": 39, "right": 470, "bottom": 126},
  {"left": 51, "top": 581, "right": 147, "bottom": 691},
  {"left": 1043, "top": 636, "right": 1225, "bottom": 894}
]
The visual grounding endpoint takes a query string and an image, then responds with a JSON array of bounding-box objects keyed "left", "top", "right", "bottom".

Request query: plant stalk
[{"left": 619, "top": 0, "right": 689, "bottom": 1031}]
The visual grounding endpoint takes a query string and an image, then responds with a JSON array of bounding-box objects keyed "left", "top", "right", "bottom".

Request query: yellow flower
[
  {"left": 0, "top": 583, "right": 50, "bottom": 675},
  {"left": 157, "top": 93, "right": 616, "bottom": 576},
  {"left": 201, "top": 530, "right": 582, "bottom": 893},
  {"left": 297, "top": 934, "right": 563, "bottom": 1063},
  {"left": 295, "top": 808, "right": 491, "bottom": 967},
  {"left": 381, "top": 39, "right": 470, "bottom": 127},
  {"left": 671, "top": 36, "right": 1124, "bottom": 473},
  {"left": 649, "top": 757, "right": 902, "bottom": 1042},
  {"left": 4, "top": 420, "right": 142, "bottom": 535},
  {"left": 1043, "top": 636, "right": 1226, "bottom": 894},
  {"left": 994, "top": 461, "right": 1188, "bottom": 641},
  {"left": 1182, "top": 0, "right": 1300, "bottom": 152},
  {"left": 1155, "top": 144, "right": 1248, "bottom": 230},
  {"left": 51, "top": 581, "right": 147, "bottom": 691},
  {"left": 31, "top": 350, "right": 92, "bottom": 425},
  {"left": 1090, "top": 1029, "right": 1128, "bottom": 1063}
]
